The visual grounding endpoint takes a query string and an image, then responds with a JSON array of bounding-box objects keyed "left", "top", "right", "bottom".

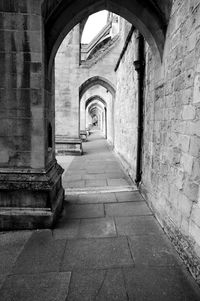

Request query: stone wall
[
  {"left": 113, "top": 2, "right": 200, "bottom": 280},
  {"left": 142, "top": 1, "right": 200, "bottom": 279},
  {"left": 143, "top": 0, "right": 200, "bottom": 279},
  {"left": 114, "top": 25, "right": 138, "bottom": 180}
]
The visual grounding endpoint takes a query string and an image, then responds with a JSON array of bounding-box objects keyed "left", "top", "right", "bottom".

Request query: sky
[{"left": 81, "top": 10, "right": 108, "bottom": 44}]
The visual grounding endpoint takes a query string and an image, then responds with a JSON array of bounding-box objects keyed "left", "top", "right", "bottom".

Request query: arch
[
  {"left": 42, "top": 0, "right": 172, "bottom": 74},
  {"left": 79, "top": 76, "right": 116, "bottom": 99},
  {"left": 85, "top": 95, "right": 107, "bottom": 110},
  {"left": 88, "top": 102, "right": 105, "bottom": 113}
]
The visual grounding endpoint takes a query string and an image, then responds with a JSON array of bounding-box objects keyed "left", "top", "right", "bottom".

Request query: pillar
[
  {"left": 0, "top": 1, "right": 64, "bottom": 230},
  {"left": 55, "top": 25, "right": 82, "bottom": 155}
]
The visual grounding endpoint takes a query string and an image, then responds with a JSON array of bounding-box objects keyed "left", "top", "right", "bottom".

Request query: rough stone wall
[
  {"left": 114, "top": 25, "right": 138, "bottom": 179},
  {"left": 112, "top": 3, "right": 200, "bottom": 279},
  {"left": 142, "top": 0, "right": 200, "bottom": 279}
]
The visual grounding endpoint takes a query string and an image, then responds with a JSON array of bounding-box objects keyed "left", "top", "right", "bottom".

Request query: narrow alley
[{"left": 0, "top": 132, "right": 200, "bottom": 300}]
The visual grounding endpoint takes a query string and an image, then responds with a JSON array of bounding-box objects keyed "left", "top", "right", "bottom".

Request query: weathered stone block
[
  {"left": 183, "top": 179, "right": 199, "bottom": 201},
  {"left": 182, "top": 105, "right": 196, "bottom": 120},
  {"left": 56, "top": 136, "right": 83, "bottom": 156},
  {"left": 189, "top": 220, "right": 200, "bottom": 247},
  {"left": 0, "top": 162, "right": 64, "bottom": 230},
  {"left": 180, "top": 153, "right": 193, "bottom": 174},
  {"left": 191, "top": 158, "right": 200, "bottom": 183},
  {"left": 193, "top": 74, "right": 200, "bottom": 104}
]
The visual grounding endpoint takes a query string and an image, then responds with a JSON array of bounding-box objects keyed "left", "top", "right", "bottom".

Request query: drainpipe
[
  {"left": 105, "top": 107, "right": 107, "bottom": 139},
  {"left": 134, "top": 33, "right": 145, "bottom": 186}
]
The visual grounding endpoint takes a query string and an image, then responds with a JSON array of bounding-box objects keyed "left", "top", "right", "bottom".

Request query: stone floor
[
  {"left": 0, "top": 131, "right": 200, "bottom": 300},
  {"left": 60, "top": 131, "right": 134, "bottom": 192}
]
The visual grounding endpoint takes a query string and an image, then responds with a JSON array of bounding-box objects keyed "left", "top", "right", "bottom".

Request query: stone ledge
[
  {"left": 0, "top": 186, "right": 64, "bottom": 230},
  {"left": 56, "top": 136, "right": 83, "bottom": 156},
  {"left": 0, "top": 162, "right": 64, "bottom": 230},
  {"left": 65, "top": 185, "right": 137, "bottom": 195},
  {"left": 0, "top": 162, "right": 64, "bottom": 190}
]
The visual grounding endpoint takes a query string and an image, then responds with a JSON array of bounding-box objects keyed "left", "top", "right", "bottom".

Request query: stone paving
[
  {"left": 0, "top": 131, "right": 200, "bottom": 300},
  {"left": 61, "top": 131, "right": 134, "bottom": 192}
]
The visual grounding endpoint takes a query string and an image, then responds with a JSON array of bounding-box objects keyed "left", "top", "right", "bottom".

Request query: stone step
[{"left": 65, "top": 185, "right": 137, "bottom": 196}]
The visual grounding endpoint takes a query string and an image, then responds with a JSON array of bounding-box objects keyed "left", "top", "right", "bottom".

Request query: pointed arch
[
  {"left": 79, "top": 76, "right": 116, "bottom": 99},
  {"left": 42, "top": 0, "right": 173, "bottom": 75},
  {"left": 85, "top": 95, "right": 107, "bottom": 110}
]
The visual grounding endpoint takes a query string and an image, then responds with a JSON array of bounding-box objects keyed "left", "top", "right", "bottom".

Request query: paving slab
[
  {"left": 12, "top": 230, "right": 66, "bottom": 274},
  {"left": 67, "top": 269, "right": 128, "bottom": 301},
  {"left": 61, "top": 237, "right": 134, "bottom": 270},
  {"left": 0, "top": 272, "right": 71, "bottom": 301},
  {"left": 105, "top": 202, "right": 152, "bottom": 217},
  {"left": 128, "top": 234, "right": 180, "bottom": 267},
  {"left": 67, "top": 269, "right": 105, "bottom": 301},
  {"left": 79, "top": 218, "right": 117, "bottom": 238},
  {"left": 66, "top": 180, "right": 85, "bottom": 188},
  {"left": 63, "top": 203, "right": 104, "bottom": 219},
  {"left": 115, "top": 191, "right": 145, "bottom": 202},
  {"left": 65, "top": 194, "right": 80, "bottom": 203},
  {"left": 104, "top": 172, "right": 127, "bottom": 179},
  {"left": 65, "top": 170, "right": 85, "bottom": 176},
  {"left": 107, "top": 178, "right": 131, "bottom": 186},
  {"left": 0, "top": 231, "right": 32, "bottom": 275},
  {"left": 64, "top": 174, "right": 82, "bottom": 181},
  {"left": 53, "top": 219, "right": 80, "bottom": 240},
  {"left": 123, "top": 266, "right": 200, "bottom": 301},
  {"left": 82, "top": 174, "right": 100, "bottom": 180},
  {"left": 86, "top": 169, "right": 107, "bottom": 174},
  {"left": 77, "top": 193, "right": 117, "bottom": 204},
  {"left": 115, "top": 216, "right": 163, "bottom": 236},
  {"left": 85, "top": 179, "right": 107, "bottom": 187}
]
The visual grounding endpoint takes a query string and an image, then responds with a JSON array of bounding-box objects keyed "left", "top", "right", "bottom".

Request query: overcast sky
[{"left": 82, "top": 10, "right": 108, "bottom": 44}]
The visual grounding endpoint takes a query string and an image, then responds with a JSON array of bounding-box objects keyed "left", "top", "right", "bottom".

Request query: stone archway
[
  {"left": 42, "top": 0, "right": 173, "bottom": 75},
  {"left": 85, "top": 95, "right": 107, "bottom": 109},
  {"left": 0, "top": 0, "right": 172, "bottom": 230},
  {"left": 79, "top": 78, "right": 115, "bottom": 145},
  {"left": 85, "top": 97, "right": 108, "bottom": 138},
  {"left": 79, "top": 76, "right": 116, "bottom": 99}
]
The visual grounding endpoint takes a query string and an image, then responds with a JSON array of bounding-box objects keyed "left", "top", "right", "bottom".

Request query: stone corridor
[
  {"left": 61, "top": 130, "right": 134, "bottom": 191},
  {"left": 0, "top": 132, "right": 200, "bottom": 300}
]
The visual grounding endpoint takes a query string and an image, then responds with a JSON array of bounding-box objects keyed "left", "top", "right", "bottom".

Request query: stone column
[
  {"left": 80, "top": 100, "right": 86, "bottom": 132},
  {"left": 0, "top": 1, "right": 64, "bottom": 230},
  {"left": 55, "top": 25, "right": 82, "bottom": 155}
]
